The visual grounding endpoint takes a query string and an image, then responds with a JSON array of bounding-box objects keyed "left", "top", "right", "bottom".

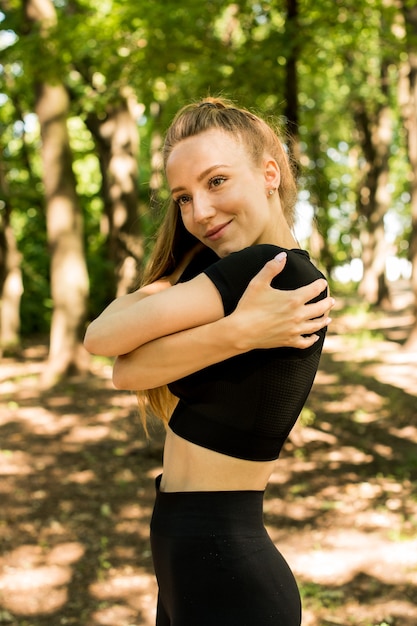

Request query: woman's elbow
[
  {"left": 84, "top": 323, "right": 112, "bottom": 357},
  {"left": 113, "top": 357, "right": 140, "bottom": 390},
  {"left": 112, "top": 359, "right": 127, "bottom": 389},
  {"left": 84, "top": 323, "right": 100, "bottom": 354},
  {"left": 83, "top": 331, "right": 96, "bottom": 355}
]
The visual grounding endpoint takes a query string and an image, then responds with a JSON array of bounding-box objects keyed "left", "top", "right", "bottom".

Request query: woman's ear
[{"left": 264, "top": 158, "right": 281, "bottom": 190}]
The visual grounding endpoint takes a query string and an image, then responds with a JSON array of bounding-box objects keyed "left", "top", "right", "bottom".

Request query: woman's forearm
[
  {"left": 84, "top": 274, "right": 221, "bottom": 357},
  {"left": 113, "top": 314, "right": 246, "bottom": 390},
  {"left": 84, "top": 246, "right": 207, "bottom": 357},
  {"left": 83, "top": 280, "right": 172, "bottom": 356}
]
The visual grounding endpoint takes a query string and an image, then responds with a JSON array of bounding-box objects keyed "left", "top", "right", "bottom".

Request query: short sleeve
[
  {"left": 178, "top": 247, "right": 219, "bottom": 283},
  {"left": 203, "top": 244, "right": 326, "bottom": 316}
]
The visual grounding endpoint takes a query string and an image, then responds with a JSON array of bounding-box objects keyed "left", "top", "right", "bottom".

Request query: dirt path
[{"left": 0, "top": 291, "right": 416, "bottom": 626}]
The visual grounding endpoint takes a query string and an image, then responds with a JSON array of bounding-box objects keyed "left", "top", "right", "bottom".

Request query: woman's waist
[{"left": 161, "top": 428, "right": 277, "bottom": 493}]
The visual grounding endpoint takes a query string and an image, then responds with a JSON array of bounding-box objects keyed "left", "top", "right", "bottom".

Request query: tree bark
[
  {"left": 37, "top": 82, "right": 90, "bottom": 382},
  {"left": 307, "top": 129, "right": 335, "bottom": 277},
  {"left": 284, "top": 0, "right": 301, "bottom": 171},
  {"left": 24, "top": 0, "right": 90, "bottom": 383},
  {"left": 401, "top": 2, "right": 417, "bottom": 349},
  {"left": 86, "top": 97, "right": 143, "bottom": 298},
  {"left": 0, "top": 229, "right": 23, "bottom": 353},
  {"left": 0, "top": 182, "right": 22, "bottom": 354}
]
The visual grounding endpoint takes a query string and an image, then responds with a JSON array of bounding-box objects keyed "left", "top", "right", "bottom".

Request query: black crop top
[{"left": 167, "top": 244, "right": 327, "bottom": 462}]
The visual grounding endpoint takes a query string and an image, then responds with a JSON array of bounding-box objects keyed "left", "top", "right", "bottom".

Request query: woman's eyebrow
[{"left": 171, "top": 164, "right": 230, "bottom": 194}]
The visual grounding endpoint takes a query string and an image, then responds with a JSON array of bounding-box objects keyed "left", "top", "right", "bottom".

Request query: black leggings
[{"left": 150, "top": 475, "right": 301, "bottom": 626}]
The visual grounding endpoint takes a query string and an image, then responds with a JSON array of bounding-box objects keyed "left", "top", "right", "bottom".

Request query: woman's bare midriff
[{"left": 160, "top": 427, "right": 277, "bottom": 493}]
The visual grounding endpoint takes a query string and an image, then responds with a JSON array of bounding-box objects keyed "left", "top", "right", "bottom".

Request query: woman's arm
[
  {"left": 84, "top": 244, "right": 214, "bottom": 357},
  {"left": 112, "top": 257, "right": 333, "bottom": 390},
  {"left": 84, "top": 272, "right": 225, "bottom": 357}
]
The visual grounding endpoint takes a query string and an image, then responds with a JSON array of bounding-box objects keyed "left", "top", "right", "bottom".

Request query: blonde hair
[{"left": 138, "top": 97, "right": 298, "bottom": 431}]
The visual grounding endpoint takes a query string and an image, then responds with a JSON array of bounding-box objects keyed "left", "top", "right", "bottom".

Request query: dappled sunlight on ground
[
  {"left": 365, "top": 355, "right": 417, "bottom": 396},
  {"left": 0, "top": 542, "right": 84, "bottom": 616},
  {"left": 0, "top": 346, "right": 159, "bottom": 625},
  {"left": 89, "top": 567, "right": 156, "bottom": 625},
  {"left": 0, "top": 285, "right": 416, "bottom": 625},
  {"left": 390, "top": 424, "right": 417, "bottom": 444}
]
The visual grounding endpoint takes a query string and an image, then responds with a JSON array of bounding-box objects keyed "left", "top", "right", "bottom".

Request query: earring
[{"left": 268, "top": 189, "right": 274, "bottom": 196}]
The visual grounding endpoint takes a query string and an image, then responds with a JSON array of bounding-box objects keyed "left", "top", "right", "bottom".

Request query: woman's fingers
[
  {"left": 249, "top": 252, "right": 288, "bottom": 286},
  {"left": 254, "top": 257, "right": 333, "bottom": 319},
  {"left": 252, "top": 256, "right": 329, "bottom": 304},
  {"left": 303, "top": 296, "right": 335, "bottom": 323}
]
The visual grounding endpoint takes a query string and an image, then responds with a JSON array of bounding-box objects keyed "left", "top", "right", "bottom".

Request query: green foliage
[
  {"left": 300, "top": 581, "right": 345, "bottom": 608},
  {"left": 299, "top": 406, "right": 316, "bottom": 427},
  {"left": 16, "top": 206, "right": 52, "bottom": 334},
  {"left": 0, "top": 0, "right": 414, "bottom": 335}
]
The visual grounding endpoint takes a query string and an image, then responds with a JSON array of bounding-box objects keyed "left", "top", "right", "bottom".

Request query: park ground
[{"left": 0, "top": 283, "right": 417, "bottom": 626}]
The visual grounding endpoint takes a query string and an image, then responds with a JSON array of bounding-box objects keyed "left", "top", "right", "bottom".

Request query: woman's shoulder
[
  {"left": 208, "top": 244, "right": 322, "bottom": 282},
  {"left": 202, "top": 244, "right": 326, "bottom": 315}
]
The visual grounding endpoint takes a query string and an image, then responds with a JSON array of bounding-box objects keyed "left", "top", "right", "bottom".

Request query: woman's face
[{"left": 166, "top": 129, "right": 282, "bottom": 258}]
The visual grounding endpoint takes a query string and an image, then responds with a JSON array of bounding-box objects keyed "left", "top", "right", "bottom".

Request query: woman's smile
[{"left": 204, "top": 219, "right": 234, "bottom": 242}]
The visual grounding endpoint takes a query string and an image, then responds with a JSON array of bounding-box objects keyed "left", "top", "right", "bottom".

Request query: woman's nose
[{"left": 192, "top": 195, "right": 216, "bottom": 223}]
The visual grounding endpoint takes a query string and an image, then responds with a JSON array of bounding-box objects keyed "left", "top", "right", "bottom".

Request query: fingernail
[{"left": 274, "top": 251, "right": 287, "bottom": 263}]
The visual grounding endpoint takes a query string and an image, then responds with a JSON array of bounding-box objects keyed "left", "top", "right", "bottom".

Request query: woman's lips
[{"left": 205, "top": 221, "right": 232, "bottom": 241}]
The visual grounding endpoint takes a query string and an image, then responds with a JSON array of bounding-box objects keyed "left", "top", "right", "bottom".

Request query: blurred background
[{"left": 0, "top": 1, "right": 416, "bottom": 625}]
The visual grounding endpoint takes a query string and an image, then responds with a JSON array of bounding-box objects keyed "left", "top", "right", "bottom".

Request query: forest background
[
  {"left": 0, "top": 1, "right": 417, "bottom": 625},
  {"left": 1, "top": 0, "right": 417, "bottom": 376}
]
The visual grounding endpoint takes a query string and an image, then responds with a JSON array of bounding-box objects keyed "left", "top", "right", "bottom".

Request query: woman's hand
[{"left": 231, "top": 253, "right": 334, "bottom": 352}]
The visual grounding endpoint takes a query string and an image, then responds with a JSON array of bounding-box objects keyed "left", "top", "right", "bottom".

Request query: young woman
[{"left": 84, "top": 98, "right": 334, "bottom": 626}]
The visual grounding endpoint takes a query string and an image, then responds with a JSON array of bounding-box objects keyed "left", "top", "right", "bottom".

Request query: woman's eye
[
  {"left": 209, "top": 176, "right": 226, "bottom": 188},
  {"left": 176, "top": 195, "right": 191, "bottom": 207}
]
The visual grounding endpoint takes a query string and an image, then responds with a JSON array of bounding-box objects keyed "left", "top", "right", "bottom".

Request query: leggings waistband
[{"left": 151, "top": 474, "right": 266, "bottom": 537}]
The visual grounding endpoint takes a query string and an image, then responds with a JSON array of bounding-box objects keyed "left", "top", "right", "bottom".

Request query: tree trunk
[
  {"left": 24, "top": 0, "right": 90, "bottom": 384},
  {"left": 284, "top": 0, "right": 301, "bottom": 171},
  {"left": 149, "top": 102, "right": 164, "bottom": 206},
  {"left": 37, "top": 82, "right": 90, "bottom": 383},
  {"left": 401, "top": 2, "right": 417, "bottom": 349},
  {"left": 0, "top": 224, "right": 23, "bottom": 354},
  {"left": 0, "top": 184, "right": 23, "bottom": 354},
  {"left": 308, "top": 129, "right": 335, "bottom": 277},
  {"left": 353, "top": 62, "right": 392, "bottom": 307},
  {"left": 86, "top": 97, "right": 143, "bottom": 298}
]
